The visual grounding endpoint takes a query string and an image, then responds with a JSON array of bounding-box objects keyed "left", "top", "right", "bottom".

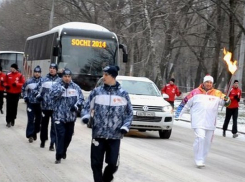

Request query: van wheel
[{"left": 159, "top": 129, "right": 172, "bottom": 139}]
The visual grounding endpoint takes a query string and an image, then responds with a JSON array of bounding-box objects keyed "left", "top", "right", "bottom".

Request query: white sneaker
[
  {"left": 233, "top": 134, "right": 238, "bottom": 138},
  {"left": 196, "top": 162, "right": 205, "bottom": 168}
]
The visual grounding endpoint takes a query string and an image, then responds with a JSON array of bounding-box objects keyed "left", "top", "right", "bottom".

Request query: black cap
[
  {"left": 62, "top": 68, "right": 72, "bottom": 76},
  {"left": 11, "top": 63, "right": 18, "bottom": 70},
  {"left": 234, "top": 80, "right": 239, "bottom": 83},
  {"left": 170, "top": 78, "right": 175, "bottom": 83},
  {"left": 49, "top": 63, "right": 58, "bottom": 70},
  {"left": 34, "top": 65, "right": 41, "bottom": 72},
  {"left": 103, "top": 65, "right": 120, "bottom": 78}
]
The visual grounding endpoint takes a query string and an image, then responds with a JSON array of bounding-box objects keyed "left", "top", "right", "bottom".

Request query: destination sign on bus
[{"left": 71, "top": 39, "right": 107, "bottom": 48}]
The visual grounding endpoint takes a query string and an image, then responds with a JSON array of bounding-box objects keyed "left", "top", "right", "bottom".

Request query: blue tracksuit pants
[{"left": 26, "top": 102, "right": 41, "bottom": 139}]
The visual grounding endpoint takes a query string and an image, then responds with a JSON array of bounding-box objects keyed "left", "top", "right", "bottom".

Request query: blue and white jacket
[
  {"left": 22, "top": 76, "right": 43, "bottom": 104},
  {"left": 49, "top": 80, "right": 84, "bottom": 123},
  {"left": 82, "top": 82, "right": 133, "bottom": 139},
  {"left": 37, "top": 74, "right": 61, "bottom": 110}
]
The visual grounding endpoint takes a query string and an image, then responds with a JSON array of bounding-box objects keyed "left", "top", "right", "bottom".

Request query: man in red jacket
[
  {"left": 222, "top": 80, "right": 242, "bottom": 138},
  {"left": 161, "top": 78, "right": 181, "bottom": 108},
  {"left": 0, "top": 66, "right": 6, "bottom": 114},
  {"left": 5, "top": 64, "right": 25, "bottom": 127}
]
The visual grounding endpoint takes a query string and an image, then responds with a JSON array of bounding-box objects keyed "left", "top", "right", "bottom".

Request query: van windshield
[{"left": 117, "top": 79, "right": 161, "bottom": 96}]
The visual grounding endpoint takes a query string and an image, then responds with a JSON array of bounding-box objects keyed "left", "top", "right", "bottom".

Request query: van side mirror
[
  {"left": 119, "top": 44, "right": 128, "bottom": 63},
  {"left": 162, "top": 93, "right": 169, "bottom": 99},
  {"left": 53, "top": 47, "right": 59, "bottom": 57}
]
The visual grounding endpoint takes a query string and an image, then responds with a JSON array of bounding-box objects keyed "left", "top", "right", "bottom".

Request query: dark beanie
[
  {"left": 170, "top": 78, "right": 175, "bottom": 83},
  {"left": 103, "top": 65, "right": 120, "bottom": 78},
  {"left": 34, "top": 65, "right": 41, "bottom": 72},
  {"left": 11, "top": 63, "right": 18, "bottom": 70},
  {"left": 62, "top": 68, "right": 72, "bottom": 76},
  {"left": 234, "top": 80, "right": 239, "bottom": 83},
  {"left": 49, "top": 63, "right": 58, "bottom": 70}
]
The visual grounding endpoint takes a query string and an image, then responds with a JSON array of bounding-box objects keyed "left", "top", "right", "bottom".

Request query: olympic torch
[{"left": 223, "top": 48, "right": 238, "bottom": 96}]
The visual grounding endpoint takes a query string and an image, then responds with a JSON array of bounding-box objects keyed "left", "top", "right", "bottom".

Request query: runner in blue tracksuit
[
  {"left": 49, "top": 68, "right": 84, "bottom": 164},
  {"left": 81, "top": 66, "right": 133, "bottom": 182},
  {"left": 22, "top": 65, "right": 43, "bottom": 143},
  {"left": 36, "top": 63, "right": 61, "bottom": 150}
]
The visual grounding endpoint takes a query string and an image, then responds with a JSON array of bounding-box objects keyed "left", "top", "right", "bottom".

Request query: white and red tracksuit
[{"left": 175, "top": 84, "right": 230, "bottom": 166}]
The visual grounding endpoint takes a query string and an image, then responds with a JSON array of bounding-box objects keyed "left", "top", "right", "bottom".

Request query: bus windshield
[{"left": 60, "top": 36, "right": 118, "bottom": 75}]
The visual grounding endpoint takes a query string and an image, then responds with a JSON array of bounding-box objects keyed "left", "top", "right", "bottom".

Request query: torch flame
[{"left": 223, "top": 48, "right": 238, "bottom": 74}]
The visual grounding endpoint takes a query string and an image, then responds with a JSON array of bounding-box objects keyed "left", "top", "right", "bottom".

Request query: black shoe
[
  {"left": 11, "top": 120, "right": 15, "bottom": 126},
  {"left": 33, "top": 134, "right": 37, "bottom": 141},
  {"left": 62, "top": 153, "right": 66, "bottom": 159},
  {"left": 49, "top": 144, "right": 54, "bottom": 151},
  {"left": 223, "top": 131, "right": 226, "bottom": 137},
  {"left": 29, "top": 137, "right": 34, "bottom": 143},
  {"left": 40, "top": 142, "right": 45, "bottom": 148},
  {"left": 0, "top": 109, "right": 3, "bottom": 114},
  {"left": 6, "top": 123, "right": 11, "bottom": 128},
  {"left": 55, "top": 159, "right": 61, "bottom": 164}
]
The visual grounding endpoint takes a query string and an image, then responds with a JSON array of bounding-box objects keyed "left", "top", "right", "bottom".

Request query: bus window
[{"left": 0, "top": 52, "right": 24, "bottom": 73}]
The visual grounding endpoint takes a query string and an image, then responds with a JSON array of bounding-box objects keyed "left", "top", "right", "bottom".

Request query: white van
[
  {"left": 116, "top": 76, "right": 173, "bottom": 139},
  {"left": 89, "top": 76, "right": 174, "bottom": 139}
]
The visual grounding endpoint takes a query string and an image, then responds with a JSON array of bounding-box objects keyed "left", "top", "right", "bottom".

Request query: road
[{"left": 0, "top": 99, "right": 245, "bottom": 182}]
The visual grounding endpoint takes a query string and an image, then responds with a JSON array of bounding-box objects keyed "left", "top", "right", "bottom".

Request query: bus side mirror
[
  {"left": 123, "top": 54, "right": 128, "bottom": 63},
  {"left": 53, "top": 47, "right": 59, "bottom": 57},
  {"left": 119, "top": 44, "right": 128, "bottom": 63}
]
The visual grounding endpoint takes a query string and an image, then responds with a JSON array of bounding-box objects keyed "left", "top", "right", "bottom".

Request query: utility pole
[
  {"left": 49, "top": 0, "right": 54, "bottom": 29},
  {"left": 238, "top": 5, "right": 245, "bottom": 94}
]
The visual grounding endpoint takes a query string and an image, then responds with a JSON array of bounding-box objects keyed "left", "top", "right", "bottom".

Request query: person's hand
[
  {"left": 12, "top": 82, "right": 17, "bottom": 87},
  {"left": 70, "top": 105, "right": 78, "bottom": 112},
  {"left": 120, "top": 128, "right": 128, "bottom": 135},
  {"left": 224, "top": 96, "right": 229, "bottom": 101},
  {"left": 5, "top": 85, "right": 10, "bottom": 90},
  {"left": 77, "top": 104, "right": 82, "bottom": 111},
  {"left": 24, "top": 97, "right": 29, "bottom": 103},
  {"left": 234, "top": 95, "right": 240, "bottom": 102}
]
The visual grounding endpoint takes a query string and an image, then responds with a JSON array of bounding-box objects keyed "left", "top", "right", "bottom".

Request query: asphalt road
[{"left": 0, "top": 99, "right": 245, "bottom": 182}]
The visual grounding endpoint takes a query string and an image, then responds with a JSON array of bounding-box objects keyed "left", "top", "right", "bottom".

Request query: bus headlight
[{"left": 162, "top": 105, "right": 172, "bottom": 112}]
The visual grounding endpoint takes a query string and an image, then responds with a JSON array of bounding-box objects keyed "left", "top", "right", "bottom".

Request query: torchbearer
[{"left": 175, "top": 75, "right": 231, "bottom": 168}]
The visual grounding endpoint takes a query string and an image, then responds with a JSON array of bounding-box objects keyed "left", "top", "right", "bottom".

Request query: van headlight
[{"left": 162, "top": 105, "right": 172, "bottom": 112}]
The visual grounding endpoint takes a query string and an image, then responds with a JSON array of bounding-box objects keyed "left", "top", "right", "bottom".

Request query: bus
[
  {"left": 0, "top": 51, "right": 24, "bottom": 73},
  {"left": 24, "top": 22, "right": 128, "bottom": 94}
]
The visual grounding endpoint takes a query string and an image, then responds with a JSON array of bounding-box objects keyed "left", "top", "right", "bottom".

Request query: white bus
[
  {"left": 0, "top": 51, "right": 24, "bottom": 73},
  {"left": 24, "top": 22, "right": 127, "bottom": 92}
]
